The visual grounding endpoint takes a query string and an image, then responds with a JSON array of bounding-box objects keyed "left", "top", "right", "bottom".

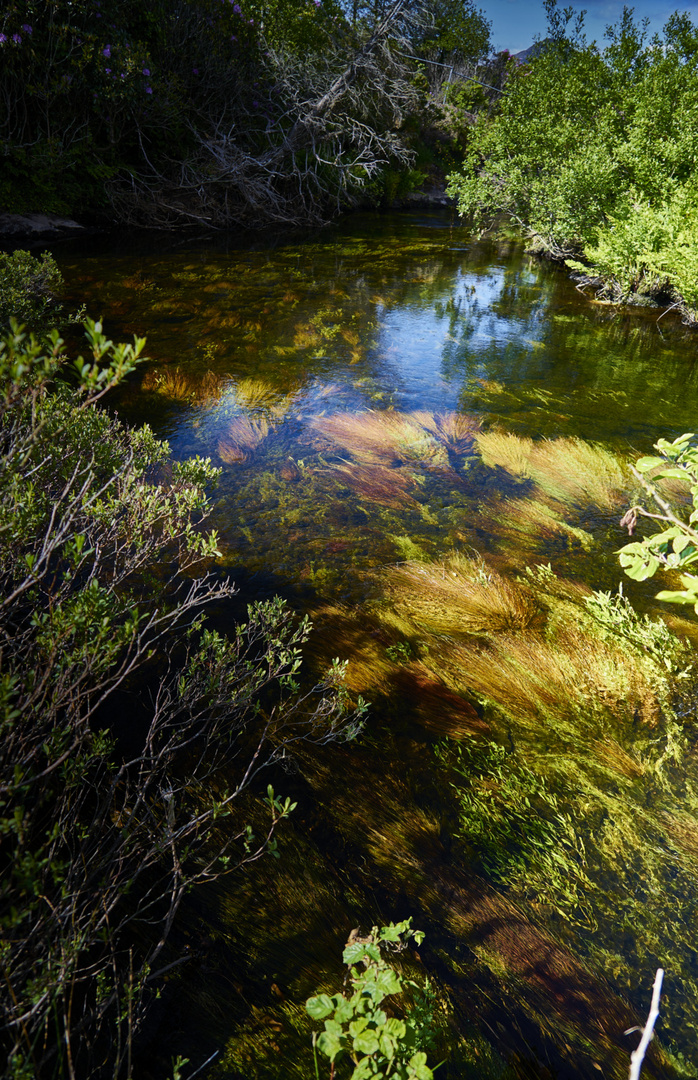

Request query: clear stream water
[{"left": 53, "top": 210, "right": 698, "bottom": 1079}]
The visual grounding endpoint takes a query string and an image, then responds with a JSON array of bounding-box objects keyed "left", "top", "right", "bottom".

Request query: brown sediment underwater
[{"left": 391, "top": 662, "right": 489, "bottom": 739}]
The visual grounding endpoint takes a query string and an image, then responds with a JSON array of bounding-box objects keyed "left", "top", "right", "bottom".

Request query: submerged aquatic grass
[
  {"left": 382, "top": 548, "right": 698, "bottom": 1059},
  {"left": 218, "top": 415, "right": 274, "bottom": 463},
  {"left": 311, "top": 410, "right": 479, "bottom": 469},
  {"left": 141, "top": 365, "right": 224, "bottom": 405},
  {"left": 312, "top": 410, "right": 445, "bottom": 466},
  {"left": 476, "top": 430, "right": 627, "bottom": 510},
  {"left": 61, "top": 217, "right": 698, "bottom": 1077},
  {"left": 384, "top": 552, "right": 542, "bottom": 636}
]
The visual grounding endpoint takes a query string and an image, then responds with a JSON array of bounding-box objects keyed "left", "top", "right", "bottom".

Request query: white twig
[{"left": 628, "top": 968, "right": 664, "bottom": 1080}]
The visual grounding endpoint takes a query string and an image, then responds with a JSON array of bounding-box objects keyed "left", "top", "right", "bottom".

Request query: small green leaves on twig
[{"left": 618, "top": 433, "right": 698, "bottom": 611}]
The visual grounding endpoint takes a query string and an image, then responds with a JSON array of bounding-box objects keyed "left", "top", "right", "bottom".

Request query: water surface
[{"left": 55, "top": 211, "right": 698, "bottom": 1079}]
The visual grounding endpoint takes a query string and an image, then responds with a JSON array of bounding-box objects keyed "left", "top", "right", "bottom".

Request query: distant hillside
[{"left": 512, "top": 38, "right": 553, "bottom": 62}]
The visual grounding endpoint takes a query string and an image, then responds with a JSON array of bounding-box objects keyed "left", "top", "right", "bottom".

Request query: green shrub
[
  {"left": 306, "top": 920, "right": 435, "bottom": 1080},
  {"left": 0, "top": 249, "right": 65, "bottom": 330},
  {"left": 447, "top": 3, "right": 698, "bottom": 311},
  {"left": 618, "top": 432, "right": 698, "bottom": 609},
  {"left": 0, "top": 318, "right": 362, "bottom": 1079}
]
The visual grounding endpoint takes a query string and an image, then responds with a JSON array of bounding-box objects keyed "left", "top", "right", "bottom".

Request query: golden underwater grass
[
  {"left": 141, "top": 366, "right": 224, "bottom": 405},
  {"left": 384, "top": 552, "right": 542, "bottom": 637},
  {"left": 311, "top": 409, "right": 479, "bottom": 468},
  {"left": 475, "top": 430, "right": 627, "bottom": 510},
  {"left": 232, "top": 377, "right": 296, "bottom": 419},
  {"left": 218, "top": 416, "right": 274, "bottom": 463}
]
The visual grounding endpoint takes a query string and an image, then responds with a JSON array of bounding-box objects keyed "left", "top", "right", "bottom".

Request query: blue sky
[{"left": 482, "top": 0, "right": 698, "bottom": 54}]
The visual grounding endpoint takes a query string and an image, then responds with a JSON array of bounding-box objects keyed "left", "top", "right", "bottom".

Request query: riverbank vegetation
[
  {"left": 0, "top": 319, "right": 362, "bottom": 1078},
  {"left": 0, "top": 250, "right": 67, "bottom": 329},
  {"left": 0, "top": 0, "right": 492, "bottom": 227},
  {"left": 448, "top": 0, "right": 698, "bottom": 321}
]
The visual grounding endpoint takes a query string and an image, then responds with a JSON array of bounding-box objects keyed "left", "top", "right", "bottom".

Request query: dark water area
[{"left": 52, "top": 211, "right": 698, "bottom": 1079}]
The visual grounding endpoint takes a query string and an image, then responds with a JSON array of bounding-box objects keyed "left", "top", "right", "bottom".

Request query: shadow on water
[{"left": 50, "top": 210, "right": 698, "bottom": 1079}]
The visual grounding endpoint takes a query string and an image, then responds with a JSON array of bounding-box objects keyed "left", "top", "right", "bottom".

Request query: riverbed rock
[{"left": 0, "top": 213, "right": 85, "bottom": 241}]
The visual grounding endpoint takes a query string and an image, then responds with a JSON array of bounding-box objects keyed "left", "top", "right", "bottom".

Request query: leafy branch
[
  {"left": 618, "top": 433, "right": 698, "bottom": 610},
  {"left": 306, "top": 920, "right": 435, "bottom": 1080}
]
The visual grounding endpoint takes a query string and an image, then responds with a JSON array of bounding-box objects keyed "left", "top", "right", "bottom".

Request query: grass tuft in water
[
  {"left": 384, "top": 552, "right": 543, "bottom": 637},
  {"left": 218, "top": 416, "right": 274, "bottom": 463},
  {"left": 476, "top": 430, "right": 627, "bottom": 510}
]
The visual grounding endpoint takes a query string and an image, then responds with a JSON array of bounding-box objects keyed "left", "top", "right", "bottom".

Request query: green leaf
[
  {"left": 655, "top": 589, "right": 695, "bottom": 604},
  {"left": 317, "top": 1030, "right": 343, "bottom": 1061},
  {"left": 306, "top": 994, "right": 335, "bottom": 1020},
  {"left": 673, "top": 534, "right": 693, "bottom": 554},
  {"left": 350, "top": 1058, "right": 378, "bottom": 1080},
  {"left": 618, "top": 547, "right": 660, "bottom": 581},
  {"left": 407, "top": 1052, "right": 434, "bottom": 1080},
  {"left": 374, "top": 968, "right": 402, "bottom": 996},
  {"left": 353, "top": 1031, "right": 381, "bottom": 1055},
  {"left": 379, "top": 1032, "right": 397, "bottom": 1059},
  {"left": 344, "top": 942, "right": 381, "bottom": 965},
  {"left": 654, "top": 467, "right": 689, "bottom": 480},
  {"left": 384, "top": 1018, "right": 407, "bottom": 1038},
  {"left": 335, "top": 997, "right": 356, "bottom": 1024},
  {"left": 635, "top": 456, "right": 665, "bottom": 472},
  {"left": 378, "top": 920, "right": 410, "bottom": 942}
]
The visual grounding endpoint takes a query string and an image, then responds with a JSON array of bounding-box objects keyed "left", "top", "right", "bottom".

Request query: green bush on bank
[
  {"left": 0, "top": 250, "right": 65, "bottom": 330},
  {"left": 447, "top": 2, "right": 698, "bottom": 318},
  {"left": 0, "top": 318, "right": 360, "bottom": 1079}
]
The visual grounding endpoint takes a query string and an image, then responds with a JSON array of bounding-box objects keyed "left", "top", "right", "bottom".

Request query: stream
[{"left": 52, "top": 209, "right": 698, "bottom": 1079}]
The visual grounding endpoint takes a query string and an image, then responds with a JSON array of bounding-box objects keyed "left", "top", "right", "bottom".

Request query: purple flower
[
  {"left": 22, "top": 24, "right": 32, "bottom": 33},
  {"left": 231, "top": 34, "right": 237, "bottom": 40},
  {"left": 145, "top": 86, "right": 152, "bottom": 93},
  {"left": 233, "top": 4, "right": 241, "bottom": 11},
  {"left": 105, "top": 67, "right": 111, "bottom": 73},
  {"left": 248, "top": 17, "right": 253, "bottom": 23},
  {"left": 142, "top": 67, "right": 150, "bottom": 75},
  {"left": 192, "top": 67, "right": 199, "bottom": 74},
  {"left": 102, "top": 45, "right": 111, "bottom": 57},
  {"left": 0, "top": 34, "right": 7, "bottom": 44},
  {"left": 12, "top": 33, "right": 21, "bottom": 43}
]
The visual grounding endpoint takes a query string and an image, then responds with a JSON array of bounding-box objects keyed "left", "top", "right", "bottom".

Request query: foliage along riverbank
[
  {"left": 0, "top": 293, "right": 365, "bottom": 1078},
  {"left": 448, "top": 1, "right": 698, "bottom": 324},
  {"left": 0, "top": 0, "right": 493, "bottom": 230}
]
